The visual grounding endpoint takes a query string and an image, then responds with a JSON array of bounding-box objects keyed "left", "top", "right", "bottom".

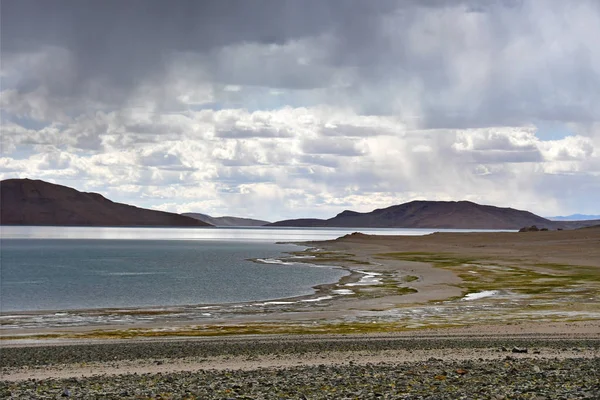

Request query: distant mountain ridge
[
  {"left": 0, "top": 179, "right": 211, "bottom": 227},
  {"left": 182, "top": 212, "right": 270, "bottom": 227},
  {"left": 269, "top": 200, "right": 556, "bottom": 229},
  {"left": 549, "top": 214, "right": 600, "bottom": 221},
  {"left": 4, "top": 179, "right": 598, "bottom": 230}
]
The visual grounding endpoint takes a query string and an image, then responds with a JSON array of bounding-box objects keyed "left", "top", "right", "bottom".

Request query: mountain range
[
  {"left": 268, "top": 200, "right": 556, "bottom": 230},
  {"left": 549, "top": 214, "right": 600, "bottom": 221},
  {"left": 2, "top": 179, "right": 599, "bottom": 229}
]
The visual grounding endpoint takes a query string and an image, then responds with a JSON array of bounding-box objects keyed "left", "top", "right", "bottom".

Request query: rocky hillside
[{"left": 0, "top": 179, "right": 211, "bottom": 227}]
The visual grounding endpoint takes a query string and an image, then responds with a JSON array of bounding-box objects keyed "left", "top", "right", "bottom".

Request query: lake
[{"left": 1, "top": 226, "right": 446, "bottom": 313}]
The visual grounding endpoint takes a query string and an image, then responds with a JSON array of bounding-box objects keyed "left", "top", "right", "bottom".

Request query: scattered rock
[
  {"left": 512, "top": 347, "right": 528, "bottom": 353},
  {"left": 3, "top": 358, "right": 599, "bottom": 399},
  {"left": 2, "top": 338, "right": 598, "bottom": 399}
]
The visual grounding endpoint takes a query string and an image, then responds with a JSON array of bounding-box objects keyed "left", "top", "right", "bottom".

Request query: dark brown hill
[
  {"left": 267, "top": 218, "right": 327, "bottom": 228},
  {"left": 269, "top": 200, "right": 554, "bottom": 229},
  {"left": 0, "top": 179, "right": 211, "bottom": 227}
]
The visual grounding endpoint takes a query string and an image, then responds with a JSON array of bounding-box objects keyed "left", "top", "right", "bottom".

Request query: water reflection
[{"left": 0, "top": 226, "right": 465, "bottom": 242}]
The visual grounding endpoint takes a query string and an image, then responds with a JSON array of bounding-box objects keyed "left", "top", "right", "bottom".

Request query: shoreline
[
  {"left": 0, "top": 241, "right": 350, "bottom": 313},
  {"left": 2, "top": 228, "right": 599, "bottom": 340},
  {"left": 0, "top": 246, "right": 364, "bottom": 332},
  {"left": 0, "top": 228, "right": 512, "bottom": 322},
  {"left": 0, "top": 245, "right": 465, "bottom": 339}
]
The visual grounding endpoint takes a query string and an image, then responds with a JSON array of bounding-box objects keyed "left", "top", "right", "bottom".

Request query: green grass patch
[
  {"left": 345, "top": 273, "right": 419, "bottom": 299},
  {"left": 0, "top": 321, "right": 461, "bottom": 340},
  {"left": 286, "top": 251, "right": 371, "bottom": 265},
  {"left": 376, "top": 251, "right": 600, "bottom": 301},
  {"left": 377, "top": 252, "right": 479, "bottom": 267}
]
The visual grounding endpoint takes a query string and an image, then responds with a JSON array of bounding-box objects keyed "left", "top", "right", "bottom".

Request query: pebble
[
  {"left": 1, "top": 337, "right": 599, "bottom": 399},
  {"left": 512, "top": 346, "right": 528, "bottom": 353},
  {"left": 1, "top": 358, "right": 599, "bottom": 399}
]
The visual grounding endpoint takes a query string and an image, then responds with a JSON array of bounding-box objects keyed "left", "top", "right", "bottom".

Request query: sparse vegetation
[{"left": 377, "top": 251, "right": 600, "bottom": 314}]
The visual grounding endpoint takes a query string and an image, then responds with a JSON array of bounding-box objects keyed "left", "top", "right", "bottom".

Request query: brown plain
[{"left": 322, "top": 226, "right": 600, "bottom": 268}]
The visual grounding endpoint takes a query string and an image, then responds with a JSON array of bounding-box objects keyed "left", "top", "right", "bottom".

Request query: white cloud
[{"left": 5, "top": 105, "right": 598, "bottom": 218}]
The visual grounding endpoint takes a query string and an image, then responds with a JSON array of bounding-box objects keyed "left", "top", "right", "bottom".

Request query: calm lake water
[{"left": 0, "top": 226, "right": 449, "bottom": 313}]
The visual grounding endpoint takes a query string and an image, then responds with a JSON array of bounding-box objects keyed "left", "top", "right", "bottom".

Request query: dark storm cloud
[
  {"left": 1, "top": 1, "right": 504, "bottom": 101},
  {"left": 1, "top": 0, "right": 396, "bottom": 92},
  {"left": 4, "top": 0, "right": 599, "bottom": 130}
]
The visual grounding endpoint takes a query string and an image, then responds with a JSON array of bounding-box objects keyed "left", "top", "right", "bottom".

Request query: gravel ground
[
  {"left": 1, "top": 336, "right": 599, "bottom": 399},
  {"left": 2, "top": 358, "right": 599, "bottom": 399},
  {"left": 2, "top": 336, "right": 598, "bottom": 368}
]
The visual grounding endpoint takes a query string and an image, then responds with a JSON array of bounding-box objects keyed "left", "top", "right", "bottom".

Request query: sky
[{"left": 1, "top": 0, "right": 599, "bottom": 221}]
